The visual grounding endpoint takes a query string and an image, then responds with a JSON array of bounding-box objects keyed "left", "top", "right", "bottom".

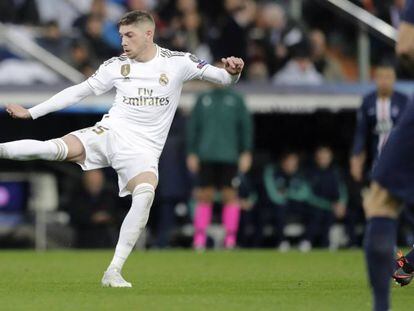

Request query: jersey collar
[{"left": 132, "top": 44, "right": 159, "bottom": 64}]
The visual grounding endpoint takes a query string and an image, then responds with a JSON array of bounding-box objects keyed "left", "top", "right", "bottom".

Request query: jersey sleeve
[
  {"left": 87, "top": 58, "right": 117, "bottom": 95},
  {"left": 181, "top": 53, "right": 210, "bottom": 82},
  {"left": 28, "top": 81, "right": 94, "bottom": 119}
]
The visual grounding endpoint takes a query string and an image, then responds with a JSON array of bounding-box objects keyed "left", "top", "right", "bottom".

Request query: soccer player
[
  {"left": 363, "top": 0, "right": 414, "bottom": 309},
  {"left": 0, "top": 11, "right": 244, "bottom": 287},
  {"left": 390, "top": 0, "right": 414, "bottom": 289},
  {"left": 350, "top": 64, "right": 409, "bottom": 183},
  {"left": 348, "top": 63, "right": 409, "bottom": 250}
]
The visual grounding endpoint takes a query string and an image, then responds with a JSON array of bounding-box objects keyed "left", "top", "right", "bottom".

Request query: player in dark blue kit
[
  {"left": 350, "top": 64, "right": 409, "bottom": 183},
  {"left": 364, "top": 1, "right": 414, "bottom": 310},
  {"left": 353, "top": 65, "right": 414, "bottom": 288},
  {"left": 390, "top": 0, "right": 414, "bottom": 289}
]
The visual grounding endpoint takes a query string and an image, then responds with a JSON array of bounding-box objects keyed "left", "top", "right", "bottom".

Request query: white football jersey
[{"left": 86, "top": 45, "right": 211, "bottom": 158}]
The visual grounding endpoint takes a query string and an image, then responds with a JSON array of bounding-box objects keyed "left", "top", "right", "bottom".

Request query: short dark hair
[{"left": 118, "top": 10, "right": 155, "bottom": 28}]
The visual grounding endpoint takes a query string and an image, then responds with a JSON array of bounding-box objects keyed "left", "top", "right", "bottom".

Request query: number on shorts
[{"left": 92, "top": 125, "right": 109, "bottom": 135}]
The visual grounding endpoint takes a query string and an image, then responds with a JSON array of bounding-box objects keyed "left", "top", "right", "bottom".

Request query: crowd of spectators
[
  {"left": 2, "top": 0, "right": 411, "bottom": 85},
  {"left": 1, "top": 1, "right": 410, "bottom": 85},
  {"left": 0, "top": 0, "right": 366, "bottom": 84}
]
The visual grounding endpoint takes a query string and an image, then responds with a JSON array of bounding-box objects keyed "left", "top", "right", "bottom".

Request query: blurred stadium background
[
  {"left": 0, "top": 0, "right": 413, "bottom": 266},
  {"left": 3, "top": 0, "right": 414, "bottom": 310}
]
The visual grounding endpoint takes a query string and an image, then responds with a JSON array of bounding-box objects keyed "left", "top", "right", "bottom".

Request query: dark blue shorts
[{"left": 372, "top": 102, "right": 414, "bottom": 204}]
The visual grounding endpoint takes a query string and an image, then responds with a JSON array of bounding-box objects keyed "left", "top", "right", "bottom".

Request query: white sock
[
  {"left": 0, "top": 139, "right": 68, "bottom": 161},
  {"left": 108, "top": 183, "right": 155, "bottom": 272}
]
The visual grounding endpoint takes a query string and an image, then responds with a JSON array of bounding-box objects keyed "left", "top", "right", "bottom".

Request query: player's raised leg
[
  {"left": 363, "top": 182, "right": 401, "bottom": 311},
  {"left": 102, "top": 171, "right": 157, "bottom": 288},
  {"left": 0, "top": 133, "right": 85, "bottom": 163}
]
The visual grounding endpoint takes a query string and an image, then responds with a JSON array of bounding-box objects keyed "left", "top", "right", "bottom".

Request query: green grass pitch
[{"left": 0, "top": 250, "right": 413, "bottom": 310}]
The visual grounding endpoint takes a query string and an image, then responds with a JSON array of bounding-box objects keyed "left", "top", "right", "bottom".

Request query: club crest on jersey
[
  {"left": 159, "top": 73, "right": 169, "bottom": 86},
  {"left": 121, "top": 64, "right": 130, "bottom": 77}
]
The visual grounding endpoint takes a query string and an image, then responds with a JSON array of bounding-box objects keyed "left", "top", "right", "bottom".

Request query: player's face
[
  {"left": 375, "top": 67, "right": 396, "bottom": 96},
  {"left": 119, "top": 23, "right": 153, "bottom": 59}
]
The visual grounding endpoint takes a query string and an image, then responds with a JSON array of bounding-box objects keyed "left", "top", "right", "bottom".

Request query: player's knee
[
  {"left": 221, "top": 188, "right": 238, "bottom": 204},
  {"left": 61, "top": 134, "right": 85, "bottom": 162},
  {"left": 132, "top": 182, "right": 155, "bottom": 201},
  {"left": 363, "top": 199, "right": 397, "bottom": 218},
  {"left": 47, "top": 138, "right": 69, "bottom": 161},
  {"left": 132, "top": 183, "right": 155, "bottom": 227},
  {"left": 127, "top": 172, "right": 158, "bottom": 193},
  {"left": 363, "top": 183, "right": 400, "bottom": 219},
  {"left": 196, "top": 188, "right": 214, "bottom": 203}
]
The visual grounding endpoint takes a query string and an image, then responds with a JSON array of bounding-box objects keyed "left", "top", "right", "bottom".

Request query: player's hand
[
  {"left": 221, "top": 56, "right": 244, "bottom": 75},
  {"left": 186, "top": 154, "right": 199, "bottom": 174},
  {"left": 238, "top": 152, "right": 252, "bottom": 173},
  {"left": 6, "top": 104, "right": 32, "bottom": 119}
]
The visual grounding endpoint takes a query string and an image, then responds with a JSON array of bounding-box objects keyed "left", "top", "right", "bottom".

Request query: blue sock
[{"left": 364, "top": 217, "right": 397, "bottom": 311}]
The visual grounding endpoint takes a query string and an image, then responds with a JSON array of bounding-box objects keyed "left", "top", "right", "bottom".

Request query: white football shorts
[{"left": 70, "top": 121, "right": 159, "bottom": 197}]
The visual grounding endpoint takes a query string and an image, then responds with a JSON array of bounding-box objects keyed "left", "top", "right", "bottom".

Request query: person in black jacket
[
  {"left": 67, "top": 170, "right": 121, "bottom": 248},
  {"left": 155, "top": 110, "right": 191, "bottom": 248},
  {"left": 307, "top": 146, "right": 346, "bottom": 249}
]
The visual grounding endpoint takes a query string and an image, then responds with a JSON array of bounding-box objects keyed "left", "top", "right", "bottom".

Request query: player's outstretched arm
[
  {"left": 201, "top": 56, "right": 244, "bottom": 85},
  {"left": 6, "top": 81, "right": 94, "bottom": 120}
]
